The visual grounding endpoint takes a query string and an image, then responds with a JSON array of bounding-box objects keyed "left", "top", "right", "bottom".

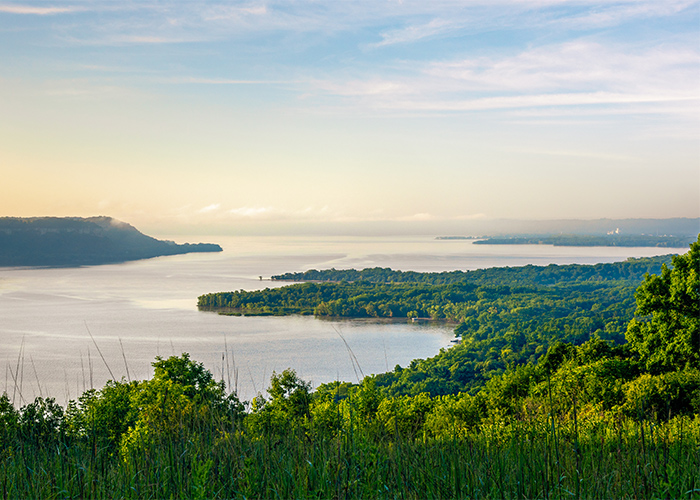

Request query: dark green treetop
[{"left": 626, "top": 236, "right": 700, "bottom": 373}]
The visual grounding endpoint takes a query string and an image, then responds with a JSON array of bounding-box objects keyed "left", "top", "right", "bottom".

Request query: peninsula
[{"left": 0, "top": 216, "right": 222, "bottom": 267}]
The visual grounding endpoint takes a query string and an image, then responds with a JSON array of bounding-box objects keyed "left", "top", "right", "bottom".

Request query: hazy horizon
[
  {"left": 1, "top": 1, "right": 698, "bottom": 232},
  {"left": 5, "top": 214, "right": 698, "bottom": 240},
  {"left": 141, "top": 216, "right": 700, "bottom": 239}
]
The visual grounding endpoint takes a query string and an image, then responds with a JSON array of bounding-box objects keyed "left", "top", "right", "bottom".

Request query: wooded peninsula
[{"left": 199, "top": 253, "right": 688, "bottom": 396}]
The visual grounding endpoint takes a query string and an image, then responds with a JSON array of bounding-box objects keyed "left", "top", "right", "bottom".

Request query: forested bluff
[
  {"left": 2, "top": 236, "right": 698, "bottom": 498},
  {"left": 0, "top": 216, "right": 221, "bottom": 266}
]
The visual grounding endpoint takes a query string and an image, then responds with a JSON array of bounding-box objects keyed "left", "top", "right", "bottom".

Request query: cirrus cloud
[
  {"left": 312, "top": 40, "right": 700, "bottom": 113},
  {"left": 0, "top": 4, "right": 81, "bottom": 14}
]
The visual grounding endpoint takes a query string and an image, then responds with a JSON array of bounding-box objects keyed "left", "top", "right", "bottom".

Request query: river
[{"left": 0, "top": 235, "right": 686, "bottom": 406}]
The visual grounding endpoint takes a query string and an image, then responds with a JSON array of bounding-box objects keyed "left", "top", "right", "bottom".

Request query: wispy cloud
[
  {"left": 518, "top": 148, "right": 637, "bottom": 163},
  {"left": 0, "top": 4, "right": 80, "bottom": 15},
  {"left": 42, "top": 79, "right": 138, "bottom": 99},
  {"left": 424, "top": 42, "right": 700, "bottom": 94},
  {"left": 313, "top": 78, "right": 411, "bottom": 97},
  {"left": 313, "top": 41, "right": 700, "bottom": 113},
  {"left": 201, "top": 3, "right": 268, "bottom": 21},
  {"left": 229, "top": 206, "right": 275, "bottom": 218},
  {"left": 226, "top": 206, "right": 334, "bottom": 220},
  {"left": 395, "top": 212, "right": 435, "bottom": 222},
  {"left": 183, "top": 204, "right": 490, "bottom": 224},
  {"left": 369, "top": 18, "right": 457, "bottom": 48},
  {"left": 169, "top": 77, "right": 293, "bottom": 85},
  {"left": 557, "top": 0, "right": 698, "bottom": 29},
  {"left": 389, "top": 93, "right": 698, "bottom": 112},
  {"left": 115, "top": 35, "right": 187, "bottom": 45},
  {"left": 7, "top": 2, "right": 697, "bottom": 115},
  {"left": 8, "top": 0, "right": 697, "bottom": 50},
  {"left": 198, "top": 204, "right": 221, "bottom": 213}
]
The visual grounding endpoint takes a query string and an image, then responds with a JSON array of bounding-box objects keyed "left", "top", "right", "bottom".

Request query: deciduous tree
[{"left": 626, "top": 236, "right": 699, "bottom": 373}]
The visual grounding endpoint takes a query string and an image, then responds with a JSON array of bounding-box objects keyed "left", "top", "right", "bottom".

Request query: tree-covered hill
[
  {"left": 200, "top": 254, "right": 682, "bottom": 394},
  {"left": 0, "top": 216, "right": 222, "bottom": 266}
]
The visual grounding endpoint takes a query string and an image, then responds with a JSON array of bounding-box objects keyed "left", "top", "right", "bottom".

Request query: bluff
[{"left": 0, "top": 216, "right": 222, "bottom": 266}]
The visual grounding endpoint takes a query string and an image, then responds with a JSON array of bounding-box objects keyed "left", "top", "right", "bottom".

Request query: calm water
[{"left": 0, "top": 236, "right": 686, "bottom": 406}]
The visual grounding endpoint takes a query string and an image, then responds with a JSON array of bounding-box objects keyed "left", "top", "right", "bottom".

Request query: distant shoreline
[{"left": 436, "top": 234, "right": 695, "bottom": 248}]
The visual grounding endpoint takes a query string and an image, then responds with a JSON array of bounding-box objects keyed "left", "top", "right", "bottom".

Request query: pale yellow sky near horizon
[{"left": 1, "top": 1, "right": 698, "bottom": 234}]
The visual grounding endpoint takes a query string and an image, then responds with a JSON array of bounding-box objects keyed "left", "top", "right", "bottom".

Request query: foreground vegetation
[
  {"left": 2, "top": 238, "right": 698, "bottom": 498},
  {"left": 1, "top": 382, "right": 698, "bottom": 498}
]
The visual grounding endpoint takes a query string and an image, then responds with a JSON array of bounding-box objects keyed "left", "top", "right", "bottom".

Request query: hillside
[{"left": 0, "top": 216, "right": 222, "bottom": 266}]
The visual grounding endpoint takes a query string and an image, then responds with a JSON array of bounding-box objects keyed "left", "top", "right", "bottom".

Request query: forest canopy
[{"left": 200, "top": 254, "right": 677, "bottom": 394}]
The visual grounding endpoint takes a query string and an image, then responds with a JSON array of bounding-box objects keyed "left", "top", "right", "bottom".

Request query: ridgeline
[{"left": 0, "top": 216, "right": 222, "bottom": 267}]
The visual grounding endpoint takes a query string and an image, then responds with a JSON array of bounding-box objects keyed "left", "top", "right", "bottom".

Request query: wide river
[{"left": 0, "top": 235, "right": 687, "bottom": 406}]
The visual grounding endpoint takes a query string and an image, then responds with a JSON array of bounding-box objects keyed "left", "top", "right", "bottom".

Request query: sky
[{"left": 0, "top": 0, "right": 698, "bottom": 235}]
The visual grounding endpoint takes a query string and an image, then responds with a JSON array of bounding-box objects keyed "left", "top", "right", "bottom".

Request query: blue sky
[{"left": 1, "top": 0, "right": 698, "bottom": 235}]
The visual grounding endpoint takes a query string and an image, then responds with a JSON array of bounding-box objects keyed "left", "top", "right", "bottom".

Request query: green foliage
[
  {"left": 117, "top": 354, "right": 244, "bottom": 467},
  {"left": 376, "top": 392, "right": 434, "bottom": 438},
  {"left": 247, "top": 368, "right": 312, "bottom": 437},
  {"left": 270, "top": 255, "right": 673, "bottom": 285},
  {"left": 622, "top": 370, "right": 700, "bottom": 418},
  {"left": 423, "top": 392, "right": 486, "bottom": 437},
  {"left": 353, "top": 379, "right": 382, "bottom": 423},
  {"left": 17, "top": 397, "right": 64, "bottom": 445},
  {"left": 203, "top": 256, "right": 675, "bottom": 396},
  {"left": 150, "top": 352, "right": 237, "bottom": 412},
  {"left": 626, "top": 236, "right": 700, "bottom": 373},
  {"left": 0, "top": 393, "right": 19, "bottom": 445},
  {"left": 1, "top": 342, "right": 699, "bottom": 498},
  {"left": 64, "top": 381, "right": 140, "bottom": 447},
  {"left": 3, "top": 244, "right": 700, "bottom": 497},
  {"left": 266, "top": 368, "right": 312, "bottom": 420}
]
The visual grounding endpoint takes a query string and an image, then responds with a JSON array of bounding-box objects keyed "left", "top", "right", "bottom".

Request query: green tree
[
  {"left": 0, "top": 393, "right": 18, "bottom": 445},
  {"left": 267, "top": 368, "right": 312, "bottom": 420},
  {"left": 63, "top": 381, "right": 140, "bottom": 448},
  {"left": 18, "top": 397, "right": 64, "bottom": 445},
  {"left": 626, "top": 236, "right": 700, "bottom": 373},
  {"left": 248, "top": 369, "right": 312, "bottom": 437},
  {"left": 134, "top": 353, "right": 244, "bottom": 425}
]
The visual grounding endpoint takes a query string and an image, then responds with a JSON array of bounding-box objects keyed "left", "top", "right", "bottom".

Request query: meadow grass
[{"left": 1, "top": 410, "right": 698, "bottom": 499}]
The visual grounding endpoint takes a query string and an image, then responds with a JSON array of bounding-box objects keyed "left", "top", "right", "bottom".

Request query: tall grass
[{"left": 1, "top": 407, "right": 698, "bottom": 499}]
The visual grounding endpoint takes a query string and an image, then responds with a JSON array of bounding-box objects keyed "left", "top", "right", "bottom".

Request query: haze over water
[{"left": 0, "top": 236, "right": 688, "bottom": 407}]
